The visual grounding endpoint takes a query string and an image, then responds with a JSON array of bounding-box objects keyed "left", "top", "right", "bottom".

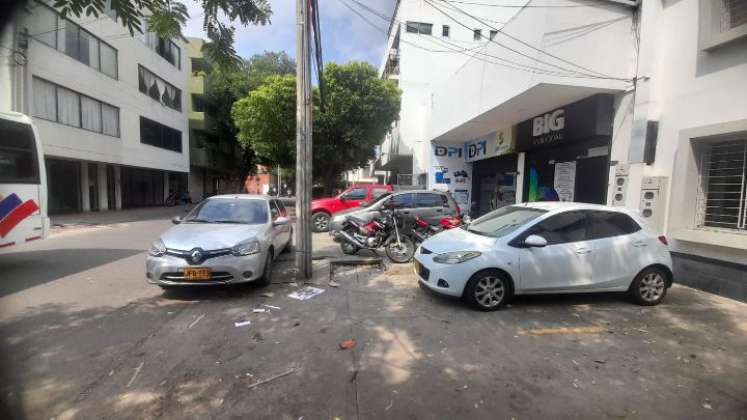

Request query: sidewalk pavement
[{"left": 51, "top": 205, "right": 193, "bottom": 229}]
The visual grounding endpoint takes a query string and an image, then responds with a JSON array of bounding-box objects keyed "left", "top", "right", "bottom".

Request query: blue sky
[{"left": 183, "top": 0, "right": 398, "bottom": 67}]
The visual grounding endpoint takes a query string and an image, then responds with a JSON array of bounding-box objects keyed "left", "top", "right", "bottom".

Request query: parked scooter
[{"left": 335, "top": 209, "right": 415, "bottom": 263}]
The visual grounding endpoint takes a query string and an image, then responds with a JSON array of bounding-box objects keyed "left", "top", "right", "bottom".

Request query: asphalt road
[{"left": 1, "top": 216, "right": 746, "bottom": 419}]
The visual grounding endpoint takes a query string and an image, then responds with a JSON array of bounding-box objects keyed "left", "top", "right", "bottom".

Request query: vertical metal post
[{"left": 295, "top": 0, "right": 313, "bottom": 279}]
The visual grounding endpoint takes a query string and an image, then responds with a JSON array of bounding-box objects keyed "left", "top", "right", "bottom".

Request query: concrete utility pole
[{"left": 295, "top": 0, "right": 313, "bottom": 279}]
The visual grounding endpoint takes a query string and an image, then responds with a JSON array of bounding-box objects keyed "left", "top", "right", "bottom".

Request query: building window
[
  {"left": 442, "top": 25, "right": 450, "bottom": 37},
  {"left": 192, "top": 94, "right": 206, "bottom": 112},
  {"left": 696, "top": 139, "right": 747, "bottom": 231},
  {"left": 473, "top": 29, "right": 482, "bottom": 40},
  {"left": 489, "top": 30, "right": 498, "bottom": 40},
  {"left": 32, "top": 77, "right": 120, "bottom": 137},
  {"left": 140, "top": 117, "right": 182, "bottom": 153},
  {"left": 30, "top": 3, "right": 118, "bottom": 79},
  {"left": 138, "top": 65, "right": 182, "bottom": 111},
  {"left": 699, "top": 0, "right": 747, "bottom": 50},
  {"left": 405, "top": 21, "right": 433, "bottom": 35}
]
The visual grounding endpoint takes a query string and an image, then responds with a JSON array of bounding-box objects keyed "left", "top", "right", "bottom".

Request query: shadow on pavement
[{"left": 0, "top": 249, "right": 142, "bottom": 297}]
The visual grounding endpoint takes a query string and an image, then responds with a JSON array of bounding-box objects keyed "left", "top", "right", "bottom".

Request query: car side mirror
[
  {"left": 524, "top": 234, "right": 547, "bottom": 248},
  {"left": 172, "top": 216, "right": 183, "bottom": 224},
  {"left": 273, "top": 216, "right": 289, "bottom": 226}
]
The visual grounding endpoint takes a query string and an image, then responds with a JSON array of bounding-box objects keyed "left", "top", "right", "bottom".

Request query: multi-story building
[
  {"left": 185, "top": 37, "right": 245, "bottom": 201},
  {"left": 375, "top": 0, "right": 747, "bottom": 300},
  {"left": 0, "top": 0, "right": 189, "bottom": 213}
]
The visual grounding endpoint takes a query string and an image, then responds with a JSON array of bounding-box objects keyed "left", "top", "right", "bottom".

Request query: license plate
[{"left": 184, "top": 267, "right": 212, "bottom": 281}]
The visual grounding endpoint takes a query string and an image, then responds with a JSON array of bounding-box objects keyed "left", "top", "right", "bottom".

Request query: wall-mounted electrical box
[
  {"left": 640, "top": 176, "right": 668, "bottom": 232},
  {"left": 612, "top": 163, "right": 629, "bottom": 206}
]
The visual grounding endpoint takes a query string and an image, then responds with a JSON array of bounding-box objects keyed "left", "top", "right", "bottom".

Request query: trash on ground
[
  {"left": 263, "top": 304, "right": 281, "bottom": 310},
  {"left": 339, "top": 339, "right": 356, "bottom": 350},
  {"left": 288, "top": 286, "right": 325, "bottom": 301},
  {"left": 253, "top": 308, "right": 267, "bottom": 313},
  {"left": 235, "top": 319, "right": 252, "bottom": 327},
  {"left": 126, "top": 361, "right": 144, "bottom": 388},
  {"left": 329, "top": 280, "right": 340, "bottom": 287},
  {"left": 247, "top": 367, "right": 297, "bottom": 389},
  {"left": 188, "top": 313, "right": 206, "bottom": 329}
]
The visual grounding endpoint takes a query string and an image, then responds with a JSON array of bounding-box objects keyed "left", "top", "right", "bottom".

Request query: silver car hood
[{"left": 161, "top": 223, "right": 265, "bottom": 251}]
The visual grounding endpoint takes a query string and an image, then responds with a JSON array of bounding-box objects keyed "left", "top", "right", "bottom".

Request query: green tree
[
  {"left": 231, "top": 75, "right": 297, "bottom": 168},
  {"left": 314, "top": 62, "right": 401, "bottom": 193},
  {"left": 205, "top": 52, "right": 295, "bottom": 172},
  {"left": 31, "top": 0, "right": 272, "bottom": 68},
  {"left": 230, "top": 61, "right": 401, "bottom": 193}
]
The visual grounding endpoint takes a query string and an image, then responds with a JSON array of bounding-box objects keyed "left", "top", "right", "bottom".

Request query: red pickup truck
[{"left": 311, "top": 184, "right": 392, "bottom": 232}]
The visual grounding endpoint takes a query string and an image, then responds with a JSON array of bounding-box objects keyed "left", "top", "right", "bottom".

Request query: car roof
[
  {"left": 513, "top": 201, "right": 629, "bottom": 213},
  {"left": 0, "top": 111, "right": 33, "bottom": 125}
]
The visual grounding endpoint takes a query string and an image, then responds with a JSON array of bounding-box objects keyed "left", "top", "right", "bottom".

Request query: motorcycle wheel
[
  {"left": 340, "top": 241, "right": 359, "bottom": 255},
  {"left": 385, "top": 236, "right": 415, "bottom": 263}
]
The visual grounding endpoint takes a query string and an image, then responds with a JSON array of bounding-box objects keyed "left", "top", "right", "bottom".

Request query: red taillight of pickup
[{"left": 658, "top": 235, "right": 669, "bottom": 246}]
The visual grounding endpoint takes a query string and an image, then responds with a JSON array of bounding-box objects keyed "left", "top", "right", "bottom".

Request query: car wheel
[
  {"left": 282, "top": 228, "right": 293, "bottom": 253},
  {"left": 312, "top": 212, "right": 330, "bottom": 232},
  {"left": 340, "top": 241, "right": 359, "bottom": 255},
  {"left": 464, "top": 270, "right": 510, "bottom": 311},
  {"left": 256, "top": 251, "right": 273, "bottom": 288},
  {"left": 629, "top": 267, "right": 668, "bottom": 306}
]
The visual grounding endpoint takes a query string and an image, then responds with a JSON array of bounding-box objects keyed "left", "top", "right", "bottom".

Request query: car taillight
[{"left": 658, "top": 235, "right": 668, "bottom": 246}]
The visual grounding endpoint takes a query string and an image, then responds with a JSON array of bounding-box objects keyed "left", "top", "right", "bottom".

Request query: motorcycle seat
[{"left": 348, "top": 215, "right": 369, "bottom": 225}]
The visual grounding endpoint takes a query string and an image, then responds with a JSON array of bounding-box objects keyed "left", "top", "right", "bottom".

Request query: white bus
[{"left": 0, "top": 111, "right": 49, "bottom": 250}]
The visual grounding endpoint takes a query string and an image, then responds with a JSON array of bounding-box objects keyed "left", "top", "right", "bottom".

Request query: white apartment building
[
  {"left": 376, "top": 0, "right": 747, "bottom": 300},
  {"left": 0, "top": 1, "right": 189, "bottom": 213}
]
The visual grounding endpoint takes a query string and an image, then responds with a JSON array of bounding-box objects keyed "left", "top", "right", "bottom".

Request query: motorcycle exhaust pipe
[{"left": 339, "top": 230, "right": 367, "bottom": 248}]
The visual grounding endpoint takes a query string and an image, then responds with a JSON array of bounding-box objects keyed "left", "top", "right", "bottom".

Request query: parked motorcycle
[
  {"left": 335, "top": 209, "right": 415, "bottom": 263},
  {"left": 409, "top": 215, "right": 464, "bottom": 246}
]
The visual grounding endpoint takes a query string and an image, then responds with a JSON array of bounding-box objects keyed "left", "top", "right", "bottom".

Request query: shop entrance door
[{"left": 575, "top": 156, "right": 608, "bottom": 204}]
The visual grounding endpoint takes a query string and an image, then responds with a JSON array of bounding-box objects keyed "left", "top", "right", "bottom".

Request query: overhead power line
[
  {"left": 344, "top": 0, "right": 629, "bottom": 82},
  {"left": 423, "top": 0, "right": 631, "bottom": 81},
  {"left": 442, "top": 0, "right": 599, "bottom": 7},
  {"left": 435, "top": 0, "right": 623, "bottom": 79}
]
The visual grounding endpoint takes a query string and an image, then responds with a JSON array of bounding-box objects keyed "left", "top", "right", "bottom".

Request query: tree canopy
[
  {"left": 231, "top": 61, "right": 401, "bottom": 192},
  {"left": 46, "top": 0, "right": 272, "bottom": 68},
  {"left": 231, "top": 75, "right": 297, "bottom": 168}
]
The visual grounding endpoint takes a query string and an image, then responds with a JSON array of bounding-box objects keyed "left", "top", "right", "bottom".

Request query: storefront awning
[
  {"left": 429, "top": 83, "right": 623, "bottom": 145},
  {"left": 380, "top": 153, "right": 413, "bottom": 172}
]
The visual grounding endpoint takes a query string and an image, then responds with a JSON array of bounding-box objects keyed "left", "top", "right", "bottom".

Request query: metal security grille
[{"left": 696, "top": 139, "right": 747, "bottom": 230}]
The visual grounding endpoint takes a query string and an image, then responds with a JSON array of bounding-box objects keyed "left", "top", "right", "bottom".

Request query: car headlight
[
  {"left": 433, "top": 251, "right": 481, "bottom": 264},
  {"left": 149, "top": 239, "right": 166, "bottom": 257},
  {"left": 232, "top": 239, "right": 260, "bottom": 256}
]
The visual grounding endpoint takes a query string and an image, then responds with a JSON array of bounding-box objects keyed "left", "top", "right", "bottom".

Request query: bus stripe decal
[
  {"left": 0, "top": 200, "right": 39, "bottom": 238},
  {"left": 0, "top": 193, "right": 22, "bottom": 221}
]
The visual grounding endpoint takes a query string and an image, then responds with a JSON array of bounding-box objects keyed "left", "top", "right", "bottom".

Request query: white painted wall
[
  {"left": 15, "top": 5, "right": 189, "bottom": 173},
  {"left": 609, "top": 0, "right": 747, "bottom": 263}
]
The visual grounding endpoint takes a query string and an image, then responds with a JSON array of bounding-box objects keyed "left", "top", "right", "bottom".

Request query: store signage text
[
  {"left": 533, "top": 109, "right": 565, "bottom": 136},
  {"left": 434, "top": 145, "right": 463, "bottom": 158},
  {"left": 466, "top": 140, "right": 487, "bottom": 160}
]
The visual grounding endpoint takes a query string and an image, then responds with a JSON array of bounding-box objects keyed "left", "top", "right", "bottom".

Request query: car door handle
[
  {"left": 633, "top": 240, "right": 647, "bottom": 247},
  {"left": 575, "top": 247, "right": 591, "bottom": 255},
  {"left": 436, "top": 208, "right": 443, "bottom": 213}
]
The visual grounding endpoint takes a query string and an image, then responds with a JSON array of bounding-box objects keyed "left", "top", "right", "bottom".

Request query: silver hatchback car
[{"left": 146, "top": 195, "right": 292, "bottom": 288}]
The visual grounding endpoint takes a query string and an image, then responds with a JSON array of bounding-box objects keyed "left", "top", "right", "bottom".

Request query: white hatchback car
[{"left": 414, "top": 202, "right": 673, "bottom": 311}]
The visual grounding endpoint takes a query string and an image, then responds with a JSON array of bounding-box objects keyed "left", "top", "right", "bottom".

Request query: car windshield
[
  {"left": 183, "top": 198, "right": 268, "bottom": 224},
  {"left": 466, "top": 206, "right": 547, "bottom": 238},
  {"left": 370, "top": 192, "right": 393, "bottom": 208}
]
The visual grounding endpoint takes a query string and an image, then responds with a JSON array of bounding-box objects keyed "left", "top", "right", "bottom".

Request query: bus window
[{"left": 0, "top": 119, "right": 40, "bottom": 184}]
